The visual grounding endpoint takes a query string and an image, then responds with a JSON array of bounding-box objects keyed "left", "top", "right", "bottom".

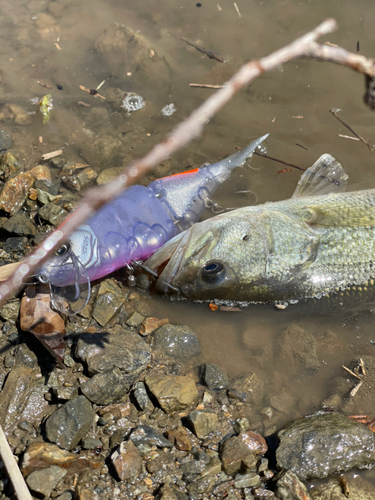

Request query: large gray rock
[
  {"left": 153, "top": 324, "right": 201, "bottom": 361},
  {"left": 75, "top": 328, "right": 151, "bottom": 376},
  {"left": 80, "top": 367, "right": 129, "bottom": 405},
  {"left": 45, "top": 396, "right": 95, "bottom": 450},
  {"left": 277, "top": 412, "right": 375, "bottom": 480}
]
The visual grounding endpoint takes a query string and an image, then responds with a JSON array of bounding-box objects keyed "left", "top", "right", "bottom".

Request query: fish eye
[
  {"left": 201, "top": 261, "right": 226, "bottom": 284},
  {"left": 55, "top": 242, "right": 71, "bottom": 256}
]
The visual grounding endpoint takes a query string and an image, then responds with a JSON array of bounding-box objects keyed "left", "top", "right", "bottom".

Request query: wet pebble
[
  {"left": 75, "top": 328, "right": 151, "bottom": 376},
  {"left": 139, "top": 316, "right": 169, "bottom": 336},
  {"left": 220, "top": 436, "right": 256, "bottom": 475},
  {"left": 4, "top": 236, "right": 27, "bottom": 252},
  {"left": 45, "top": 396, "right": 95, "bottom": 450},
  {"left": 130, "top": 425, "right": 173, "bottom": 448},
  {"left": 38, "top": 202, "right": 67, "bottom": 225},
  {"left": 26, "top": 465, "right": 67, "bottom": 498},
  {"left": 152, "top": 324, "right": 201, "bottom": 361},
  {"left": 234, "top": 472, "right": 261, "bottom": 489},
  {"left": 2, "top": 211, "right": 37, "bottom": 236},
  {"left": 81, "top": 437, "right": 102, "bottom": 450},
  {"left": 0, "top": 298, "right": 20, "bottom": 322},
  {"left": 111, "top": 440, "right": 143, "bottom": 480},
  {"left": 276, "top": 412, "right": 375, "bottom": 480},
  {"left": 203, "top": 363, "right": 229, "bottom": 390},
  {"left": 145, "top": 375, "right": 198, "bottom": 413},
  {"left": 92, "top": 278, "right": 126, "bottom": 326},
  {"left": 276, "top": 470, "right": 311, "bottom": 500},
  {"left": 166, "top": 428, "right": 192, "bottom": 451},
  {"left": 185, "top": 410, "right": 218, "bottom": 438},
  {"left": 126, "top": 311, "right": 144, "bottom": 327},
  {"left": 133, "top": 381, "right": 154, "bottom": 412},
  {"left": 80, "top": 366, "right": 129, "bottom": 405}
]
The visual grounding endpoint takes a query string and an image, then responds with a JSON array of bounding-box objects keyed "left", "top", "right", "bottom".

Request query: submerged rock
[
  {"left": 0, "top": 172, "right": 34, "bottom": 214},
  {"left": 145, "top": 375, "right": 198, "bottom": 413},
  {"left": 75, "top": 328, "right": 151, "bottom": 376},
  {"left": 45, "top": 396, "right": 95, "bottom": 450},
  {"left": 228, "top": 372, "right": 264, "bottom": 405},
  {"left": 0, "top": 130, "right": 13, "bottom": 153},
  {"left": 152, "top": 324, "right": 201, "bottom": 361},
  {"left": 276, "top": 412, "right": 375, "bottom": 480},
  {"left": 277, "top": 325, "right": 320, "bottom": 376}
]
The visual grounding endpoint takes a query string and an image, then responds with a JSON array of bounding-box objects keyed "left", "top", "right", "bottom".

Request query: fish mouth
[{"left": 145, "top": 224, "right": 215, "bottom": 295}]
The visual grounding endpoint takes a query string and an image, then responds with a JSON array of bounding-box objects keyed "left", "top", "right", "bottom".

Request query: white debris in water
[
  {"left": 161, "top": 103, "right": 177, "bottom": 116},
  {"left": 122, "top": 93, "right": 145, "bottom": 113}
]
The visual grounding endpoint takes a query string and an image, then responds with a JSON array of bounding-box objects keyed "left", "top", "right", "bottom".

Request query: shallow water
[{"left": 2, "top": 0, "right": 375, "bottom": 459}]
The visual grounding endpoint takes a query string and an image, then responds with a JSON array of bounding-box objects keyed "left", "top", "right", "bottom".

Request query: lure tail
[{"left": 148, "top": 134, "right": 269, "bottom": 229}]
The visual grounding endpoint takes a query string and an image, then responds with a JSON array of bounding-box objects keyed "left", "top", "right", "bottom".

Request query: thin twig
[
  {"left": 42, "top": 149, "right": 63, "bottom": 160},
  {"left": 338, "top": 134, "right": 360, "bottom": 141},
  {"left": 254, "top": 151, "right": 305, "bottom": 171},
  {"left": 5, "top": 18, "right": 375, "bottom": 308},
  {"left": 342, "top": 364, "right": 362, "bottom": 381},
  {"left": 189, "top": 83, "right": 225, "bottom": 89},
  {"left": 330, "top": 108, "right": 372, "bottom": 150},
  {"left": 0, "top": 424, "right": 33, "bottom": 500},
  {"left": 181, "top": 37, "right": 225, "bottom": 63}
]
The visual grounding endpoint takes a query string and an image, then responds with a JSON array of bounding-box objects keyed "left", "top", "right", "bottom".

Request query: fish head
[
  {"left": 36, "top": 225, "right": 98, "bottom": 314},
  {"left": 146, "top": 208, "right": 271, "bottom": 302}
]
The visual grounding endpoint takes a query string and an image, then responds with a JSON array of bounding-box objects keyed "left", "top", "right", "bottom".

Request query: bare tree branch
[{"left": 1, "top": 17, "right": 375, "bottom": 306}]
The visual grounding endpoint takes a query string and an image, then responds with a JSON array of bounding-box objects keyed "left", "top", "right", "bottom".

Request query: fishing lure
[{"left": 37, "top": 134, "right": 268, "bottom": 313}]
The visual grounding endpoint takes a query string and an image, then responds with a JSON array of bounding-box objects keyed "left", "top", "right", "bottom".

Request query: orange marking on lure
[{"left": 159, "top": 168, "right": 199, "bottom": 180}]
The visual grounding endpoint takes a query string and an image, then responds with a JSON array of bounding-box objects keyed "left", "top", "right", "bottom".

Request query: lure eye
[
  {"left": 55, "top": 243, "right": 71, "bottom": 256},
  {"left": 201, "top": 261, "right": 226, "bottom": 284}
]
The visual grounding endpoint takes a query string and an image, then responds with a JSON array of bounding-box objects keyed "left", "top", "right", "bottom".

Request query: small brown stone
[
  {"left": 139, "top": 317, "right": 169, "bottom": 336},
  {"left": 20, "top": 285, "right": 65, "bottom": 362},
  {"left": 111, "top": 440, "right": 142, "bottom": 480},
  {"left": 0, "top": 172, "right": 34, "bottom": 214},
  {"left": 239, "top": 431, "right": 268, "bottom": 455},
  {"left": 220, "top": 436, "right": 255, "bottom": 475},
  {"left": 166, "top": 428, "right": 192, "bottom": 451}
]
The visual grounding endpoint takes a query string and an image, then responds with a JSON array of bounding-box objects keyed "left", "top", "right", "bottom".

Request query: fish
[
  {"left": 36, "top": 134, "right": 268, "bottom": 313},
  {"left": 146, "top": 153, "right": 375, "bottom": 307}
]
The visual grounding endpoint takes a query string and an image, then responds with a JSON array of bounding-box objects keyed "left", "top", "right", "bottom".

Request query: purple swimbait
[{"left": 37, "top": 134, "right": 268, "bottom": 312}]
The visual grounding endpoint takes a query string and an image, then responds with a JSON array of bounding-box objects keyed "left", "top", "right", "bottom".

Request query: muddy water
[{"left": 2, "top": 0, "right": 375, "bottom": 447}]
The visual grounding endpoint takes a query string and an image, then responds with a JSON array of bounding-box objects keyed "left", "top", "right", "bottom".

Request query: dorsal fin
[{"left": 292, "top": 154, "right": 348, "bottom": 198}]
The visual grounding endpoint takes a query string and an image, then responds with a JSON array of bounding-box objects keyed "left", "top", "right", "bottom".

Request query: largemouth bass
[{"left": 146, "top": 154, "right": 375, "bottom": 306}]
